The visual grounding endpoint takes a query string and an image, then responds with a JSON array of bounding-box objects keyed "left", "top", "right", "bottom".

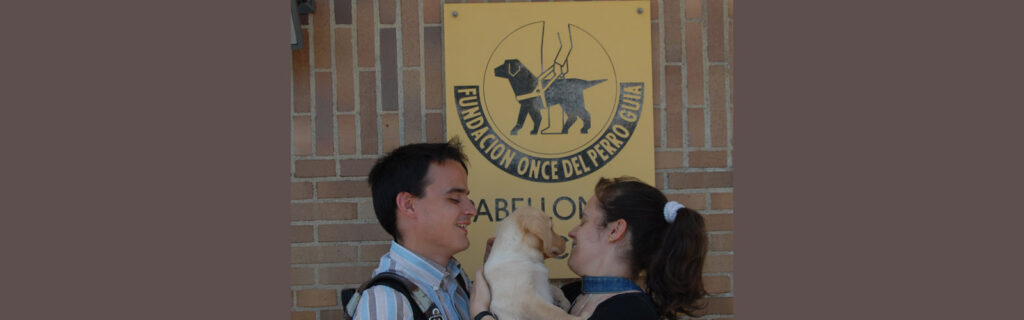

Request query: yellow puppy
[{"left": 483, "top": 207, "right": 590, "bottom": 320}]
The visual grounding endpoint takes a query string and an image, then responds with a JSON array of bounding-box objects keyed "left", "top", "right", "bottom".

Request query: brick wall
[{"left": 290, "top": 0, "right": 733, "bottom": 319}]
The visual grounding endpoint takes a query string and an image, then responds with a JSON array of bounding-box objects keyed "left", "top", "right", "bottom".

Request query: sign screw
[
  {"left": 637, "top": 8, "right": 644, "bottom": 14},
  {"left": 452, "top": 10, "right": 458, "bottom": 17}
]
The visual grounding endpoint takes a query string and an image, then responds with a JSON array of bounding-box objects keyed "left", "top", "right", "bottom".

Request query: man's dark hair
[{"left": 367, "top": 140, "right": 469, "bottom": 242}]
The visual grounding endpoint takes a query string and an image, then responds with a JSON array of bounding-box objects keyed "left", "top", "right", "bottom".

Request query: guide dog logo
[{"left": 455, "top": 22, "right": 645, "bottom": 182}]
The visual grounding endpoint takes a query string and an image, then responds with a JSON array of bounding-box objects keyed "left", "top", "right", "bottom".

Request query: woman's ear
[
  {"left": 607, "top": 218, "right": 628, "bottom": 243},
  {"left": 396, "top": 192, "right": 417, "bottom": 219}
]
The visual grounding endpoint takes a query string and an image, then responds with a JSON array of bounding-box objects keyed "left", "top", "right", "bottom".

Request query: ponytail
[
  {"left": 593, "top": 177, "right": 709, "bottom": 319},
  {"left": 647, "top": 207, "right": 708, "bottom": 318}
]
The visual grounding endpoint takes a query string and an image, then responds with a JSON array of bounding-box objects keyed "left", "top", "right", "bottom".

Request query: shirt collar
[
  {"left": 389, "top": 242, "right": 463, "bottom": 289},
  {"left": 581, "top": 276, "right": 643, "bottom": 293}
]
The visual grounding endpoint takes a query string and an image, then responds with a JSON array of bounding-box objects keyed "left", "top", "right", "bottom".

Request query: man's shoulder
[{"left": 352, "top": 285, "right": 415, "bottom": 319}]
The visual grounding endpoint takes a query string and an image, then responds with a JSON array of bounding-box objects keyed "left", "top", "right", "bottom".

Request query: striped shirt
[{"left": 352, "top": 242, "right": 471, "bottom": 320}]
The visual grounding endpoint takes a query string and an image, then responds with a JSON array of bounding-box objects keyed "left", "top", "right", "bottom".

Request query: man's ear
[
  {"left": 395, "top": 192, "right": 418, "bottom": 219},
  {"left": 607, "top": 218, "right": 628, "bottom": 243}
]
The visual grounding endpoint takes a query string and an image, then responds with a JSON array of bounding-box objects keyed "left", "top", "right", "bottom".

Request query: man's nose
[{"left": 461, "top": 201, "right": 477, "bottom": 216}]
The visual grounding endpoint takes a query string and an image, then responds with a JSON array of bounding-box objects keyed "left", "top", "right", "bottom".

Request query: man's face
[{"left": 410, "top": 159, "right": 477, "bottom": 260}]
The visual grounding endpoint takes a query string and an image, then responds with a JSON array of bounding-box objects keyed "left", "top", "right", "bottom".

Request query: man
[{"left": 352, "top": 140, "right": 478, "bottom": 320}]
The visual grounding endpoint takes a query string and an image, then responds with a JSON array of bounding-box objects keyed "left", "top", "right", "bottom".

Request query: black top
[{"left": 562, "top": 281, "right": 659, "bottom": 320}]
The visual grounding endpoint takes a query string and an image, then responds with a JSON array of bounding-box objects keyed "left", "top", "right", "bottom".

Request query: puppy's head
[
  {"left": 493, "top": 59, "right": 522, "bottom": 79},
  {"left": 511, "top": 206, "right": 566, "bottom": 259}
]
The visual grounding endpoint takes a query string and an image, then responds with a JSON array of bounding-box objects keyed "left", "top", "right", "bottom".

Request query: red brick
[
  {"left": 319, "top": 202, "right": 359, "bottom": 220},
  {"left": 292, "top": 267, "right": 315, "bottom": 285},
  {"left": 655, "top": 150, "right": 683, "bottom": 169},
  {"left": 339, "top": 159, "right": 377, "bottom": 177},
  {"left": 689, "top": 151, "right": 727, "bottom": 168},
  {"left": 685, "top": 0, "right": 702, "bottom": 20},
  {"left": 381, "top": 113, "right": 400, "bottom": 152},
  {"left": 292, "top": 182, "right": 313, "bottom": 200},
  {"left": 315, "top": 72, "right": 336, "bottom": 156},
  {"left": 292, "top": 29, "right": 311, "bottom": 114},
  {"left": 291, "top": 245, "right": 358, "bottom": 264},
  {"left": 423, "top": 0, "right": 442, "bottom": 24},
  {"left": 685, "top": 22, "right": 705, "bottom": 106},
  {"left": 360, "top": 243, "right": 391, "bottom": 262},
  {"left": 380, "top": 28, "right": 399, "bottom": 111},
  {"left": 295, "top": 160, "right": 336, "bottom": 178},
  {"left": 653, "top": 108, "right": 662, "bottom": 148},
  {"left": 334, "top": 0, "right": 352, "bottom": 25},
  {"left": 666, "top": 107, "right": 683, "bottom": 148},
  {"left": 356, "top": 0, "right": 375, "bottom": 67},
  {"left": 665, "top": 65, "right": 682, "bottom": 110},
  {"left": 710, "top": 233, "right": 733, "bottom": 252},
  {"left": 338, "top": 115, "right": 357, "bottom": 155},
  {"left": 320, "top": 266, "right": 376, "bottom": 284},
  {"left": 320, "top": 310, "right": 345, "bottom": 320},
  {"left": 291, "top": 203, "right": 316, "bottom": 221},
  {"left": 425, "top": 113, "right": 444, "bottom": 142},
  {"left": 729, "top": 20, "right": 733, "bottom": 95},
  {"left": 668, "top": 171, "right": 732, "bottom": 189},
  {"left": 313, "top": 0, "right": 332, "bottom": 69},
  {"left": 291, "top": 311, "right": 315, "bottom": 320},
  {"left": 708, "top": 0, "right": 725, "bottom": 62},
  {"left": 402, "top": 0, "right": 420, "bottom": 66},
  {"left": 710, "top": 192, "right": 732, "bottom": 210},
  {"left": 703, "top": 276, "right": 730, "bottom": 294},
  {"left": 424, "top": 27, "right": 443, "bottom": 110},
  {"left": 729, "top": 0, "right": 733, "bottom": 18},
  {"left": 379, "top": 0, "right": 396, "bottom": 25},
  {"left": 651, "top": 22, "right": 661, "bottom": 107},
  {"left": 703, "top": 254, "right": 732, "bottom": 273},
  {"left": 294, "top": 116, "right": 312, "bottom": 156},
  {"left": 319, "top": 223, "right": 392, "bottom": 242},
  {"left": 687, "top": 108, "right": 705, "bottom": 147},
  {"left": 703, "top": 213, "right": 733, "bottom": 231},
  {"left": 655, "top": 173, "right": 664, "bottom": 189},
  {"left": 359, "top": 200, "right": 377, "bottom": 219},
  {"left": 650, "top": 0, "right": 659, "bottom": 20},
  {"left": 403, "top": 70, "right": 423, "bottom": 143},
  {"left": 665, "top": 193, "right": 706, "bottom": 210},
  {"left": 701, "top": 297, "right": 733, "bottom": 315},
  {"left": 296, "top": 289, "right": 337, "bottom": 307},
  {"left": 709, "top": 66, "right": 728, "bottom": 147},
  {"left": 663, "top": 0, "right": 682, "bottom": 62},
  {"left": 318, "top": 180, "right": 372, "bottom": 198},
  {"left": 334, "top": 27, "right": 356, "bottom": 112},
  {"left": 294, "top": 202, "right": 361, "bottom": 221},
  {"left": 359, "top": 71, "right": 379, "bottom": 155},
  {"left": 292, "top": 225, "right": 314, "bottom": 243}
]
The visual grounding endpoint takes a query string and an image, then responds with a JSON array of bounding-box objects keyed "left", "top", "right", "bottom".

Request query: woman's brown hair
[{"left": 593, "top": 176, "right": 708, "bottom": 318}]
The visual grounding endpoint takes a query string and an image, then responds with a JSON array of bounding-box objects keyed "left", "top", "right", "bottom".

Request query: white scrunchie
[{"left": 663, "top": 201, "right": 685, "bottom": 223}]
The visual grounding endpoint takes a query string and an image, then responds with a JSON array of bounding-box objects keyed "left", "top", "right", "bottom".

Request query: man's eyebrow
[{"left": 446, "top": 188, "right": 469, "bottom": 195}]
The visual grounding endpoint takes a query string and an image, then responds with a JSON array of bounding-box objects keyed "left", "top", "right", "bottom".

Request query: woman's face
[{"left": 567, "top": 195, "right": 611, "bottom": 276}]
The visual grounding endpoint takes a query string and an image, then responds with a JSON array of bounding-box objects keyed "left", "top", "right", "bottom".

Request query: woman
[{"left": 470, "top": 176, "right": 709, "bottom": 320}]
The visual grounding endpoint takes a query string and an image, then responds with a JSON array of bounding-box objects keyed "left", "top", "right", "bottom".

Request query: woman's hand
[{"left": 469, "top": 268, "right": 491, "bottom": 315}]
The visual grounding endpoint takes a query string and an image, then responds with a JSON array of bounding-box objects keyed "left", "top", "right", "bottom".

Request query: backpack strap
[{"left": 344, "top": 272, "right": 443, "bottom": 320}]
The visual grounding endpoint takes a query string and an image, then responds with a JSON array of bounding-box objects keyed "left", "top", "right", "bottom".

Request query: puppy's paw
[{"left": 549, "top": 284, "right": 572, "bottom": 311}]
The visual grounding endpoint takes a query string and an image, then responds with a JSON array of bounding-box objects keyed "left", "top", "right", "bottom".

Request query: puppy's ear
[{"left": 518, "top": 209, "right": 563, "bottom": 258}]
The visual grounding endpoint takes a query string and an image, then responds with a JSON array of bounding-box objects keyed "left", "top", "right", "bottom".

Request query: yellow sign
[{"left": 444, "top": 1, "right": 654, "bottom": 279}]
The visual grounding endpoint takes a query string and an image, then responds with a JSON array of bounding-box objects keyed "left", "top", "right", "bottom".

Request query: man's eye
[{"left": 449, "top": 198, "right": 459, "bottom": 203}]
